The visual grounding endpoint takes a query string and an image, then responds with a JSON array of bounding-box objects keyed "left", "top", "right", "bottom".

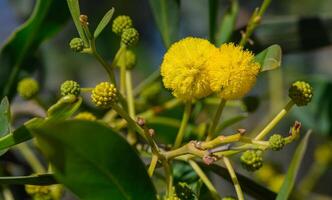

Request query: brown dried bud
[{"left": 136, "top": 117, "right": 145, "bottom": 126}]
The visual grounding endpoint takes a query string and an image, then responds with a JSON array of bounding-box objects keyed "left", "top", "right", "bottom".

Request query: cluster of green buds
[
  {"left": 116, "top": 49, "right": 137, "bottom": 70},
  {"left": 60, "top": 80, "right": 80, "bottom": 97},
  {"left": 17, "top": 77, "right": 39, "bottom": 100},
  {"left": 112, "top": 15, "right": 139, "bottom": 47},
  {"left": 288, "top": 81, "right": 313, "bottom": 106},
  {"left": 91, "top": 82, "right": 117, "bottom": 108},
  {"left": 268, "top": 134, "right": 285, "bottom": 151},
  {"left": 240, "top": 150, "right": 263, "bottom": 171},
  {"left": 174, "top": 182, "right": 196, "bottom": 200},
  {"left": 69, "top": 37, "right": 85, "bottom": 53}
]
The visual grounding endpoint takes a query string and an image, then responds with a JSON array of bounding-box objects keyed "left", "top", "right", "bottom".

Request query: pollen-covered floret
[
  {"left": 75, "top": 112, "right": 97, "bottom": 121},
  {"left": 269, "top": 134, "right": 285, "bottom": 151},
  {"left": 288, "top": 81, "right": 313, "bottom": 106},
  {"left": 91, "top": 82, "right": 117, "bottom": 108},
  {"left": 207, "top": 43, "right": 260, "bottom": 100},
  {"left": 17, "top": 78, "right": 39, "bottom": 100},
  {"left": 112, "top": 15, "right": 133, "bottom": 35},
  {"left": 161, "top": 37, "right": 218, "bottom": 101},
  {"left": 240, "top": 150, "right": 263, "bottom": 171},
  {"left": 69, "top": 37, "right": 84, "bottom": 52},
  {"left": 121, "top": 28, "right": 139, "bottom": 46},
  {"left": 60, "top": 80, "right": 80, "bottom": 97}
]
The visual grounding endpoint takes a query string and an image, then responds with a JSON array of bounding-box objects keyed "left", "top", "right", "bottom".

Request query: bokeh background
[{"left": 1, "top": 0, "right": 332, "bottom": 199}]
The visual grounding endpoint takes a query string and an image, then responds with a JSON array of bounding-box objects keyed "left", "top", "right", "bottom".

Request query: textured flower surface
[
  {"left": 91, "top": 82, "right": 117, "bottom": 108},
  {"left": 161, "top": 37, "right": 217, "bottom": 101},
  {"left": 207, "top": 43, "right": 260, "bottom": 100}
]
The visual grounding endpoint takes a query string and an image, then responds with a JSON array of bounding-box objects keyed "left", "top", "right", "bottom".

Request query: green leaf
[
  {"left": 0, "top": 118, "right": 44, "bottom": 152},
  {"left": 31, "top": 120, "right": 157, "bottom": 200},
  {"left": 94, "top": 8, "right": 115, "bottom": 39},
  {"left": 276, "top": 131, "right": 311, "bottom": 200},
  {"left": 216, "top": 0, "right": 239, "bottom": 45},
  {"left": 0, "top": 97, "right": 11, "bottom": 155},
  {"left": 208, "top": 0, "right": 218, "bottom": 44},
  {"left": 0, "top": 0, "right": 69, "bottom": 100},
  {"left": 198, "top": 162, "right": 277, "bottom": 199},
  {"left": 0, "top": 97, "right": 11, "bottom": 136},
  {"left": 148, "top": 0, "right": 180, "bottom": 48},
  {"left": 67, "top": 0, "right": 89, "bottom": 46},
  {"left": 255, "top": 44, "right": 282, "bottom": 72},
  {"left": 47, "top": 95, "right": 82, "bottom": 121},
  {"left": 0, "top": 173, "right": 56, "bottom": 185}
]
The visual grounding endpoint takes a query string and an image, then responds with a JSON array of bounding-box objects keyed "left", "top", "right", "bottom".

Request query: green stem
[
  {"left": 148, "top": 154, "right": 159, "bottom": 177},
  {"left": 16, "top": 143, "right": 45, "bottom": 173},
  {"left": 120, "top": 65, "right": 127, "bottom": 96},
  {"left": 239, "top": 0, "right": 271, "bottom": 46},
  {"left": 126, "top": 71, "right": 137, "bottom": 144},
  {"left": 188, "top": 160, "right": 220, "bottom": 200},
  {"left": 173, "top": 102, "right": 192, "bottom": 149},
  {"left": 255, "top": 100, "right": 294, "bottom": 140},
  {"left": 162, "top": 160, "right": 173, "bottom": 197},
  {"left": 206, "top": 98, "right": 226, "bottom": 141},
  {"left": 81, "top": 87, "right": 93, "bottom": 92},
  {"left": 223, "top": 157, "right": 244, "bottom": 200}
]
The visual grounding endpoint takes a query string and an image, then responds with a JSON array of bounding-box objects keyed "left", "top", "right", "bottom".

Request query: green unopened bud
[
  {"left": 269, "top": 134, "right": 285, "bottom": 151},
  {"left": 25, "top": 185, "right": 52, "bottom": 200},
  {"left": 240, "top": 150, "right": 263, "bottom": 171},
  {"left": 91, "top": 82, "right": 117, "bottom": 108},
  {"left": 60, "top": 80, "right": 80, "bottom": 97},
  {"left": 288, "top": 81, "right": 313, "bottom": 106},
  {"left": 175, "top": 182, "right": 196, "bottom": 200},
  {"left": 17, "top": 78, "right": 39, "bottom": 100},
  {"left": 112, "top": 15, "right": 133, "bottom": 35},
  {"left": 121, "top": 28, "right": 139, "bottom": 46},
  {"left": 117, "top": 50, "right": 137, "bottom": 70},
  {"left": 69, "top": 37, "right": 84, "bottom": 52},
  {"left": 75, "top": 112, "right": 97, "bottom": 121}
]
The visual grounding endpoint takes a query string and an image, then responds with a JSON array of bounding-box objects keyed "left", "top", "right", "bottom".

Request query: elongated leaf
[
  {"left": 94, "top": 8, "right": 115, "bottom": 39},
  {"left": 148, "top": 0, "right": 180, "bottom": 48},
  {"left": 198, "top": 162, "right": 277, "bottom": 200},
  {"left": 0, "top": 118, "right": 44, "bottom": 151},
  {"left": 0, "top": 97, "right": 11, "bottom": 136},
  {"left": 0, "top": 97, "right": 11, "bottom": 155},
  {"left": 276, "top": 131, "right": 311, "bottom": 200},
  {"left": 216, "top": 0, "right": 239, "bottom": 45},
  {"left": 0, "top": 173, "right": 56, "bottom": 185},
  {"left": 209, "top": 0, "right": 218, "bottom": 44},
  {"left": 31, "top": 120, "right": 157, "bottom": 200},
  {"left": 255, "top": 44, "right": 282, "bottom": 72},
  {"left": 0, "top": 0, "right": 69, "bottom": 100},
  {"left": 67, "top": 0, "right": 88, "bottom": 46}
]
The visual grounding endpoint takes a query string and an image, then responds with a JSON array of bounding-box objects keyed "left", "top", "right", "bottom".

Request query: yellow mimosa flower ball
[
  {"left": 160, "top": 37, "right": 218, "bottom": 101},
  {"left": 207, "top": 43, "right": 260, "bottom": 100}
]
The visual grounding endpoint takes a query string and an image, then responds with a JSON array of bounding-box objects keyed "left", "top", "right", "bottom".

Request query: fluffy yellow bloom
[
  {"left": 160, "top": 37, "right": 218, "bottom": 101},
  {"left": 207, "top": 43, "right": 260, "bottom": 100}
]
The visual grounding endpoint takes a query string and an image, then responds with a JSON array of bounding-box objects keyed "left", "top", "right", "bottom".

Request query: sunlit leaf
[
  {"left": 255, "top": 44, "right": 282, "bottom": 72},
  {"left": 94, "top": 8, "right": 115, "bottom": 39}
]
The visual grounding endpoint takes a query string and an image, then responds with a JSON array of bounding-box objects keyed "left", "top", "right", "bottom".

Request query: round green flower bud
[
  {"left": 91, "top": 82, "right": 117, "bottom": 108},
  {"left": 74, "top": 112, "right": 97, "bottom": 121},
  {"left": 121, "top": 28, "right": 139, "bottom": 46},
  {"left": 222, "top": 197, "right": 237, "bottom": 200},
  {"left": 288, "top": 81, "right": 313, "bottom": 106},
  {"left": 69, "top": 37, "right": 84, "bottom": 52},
  {"left": 112, "top": 15, "right": 133, "bottom": 35},
  {"left": 60, "top": 80, "right": 80, "bottom": 97},
  {"left": 269, "top": 134, "right": 285, "bottom": 151},
  {"left": 240, "top": 150, "right": 263, "bottom": 171},
  {"left": 17, "top": 78, "right": 39, "bottom": 100},
  {"left": 25, "top": 185, "right": 52, "bottom": 200},
  {"left": 117, "top": 50, "right": 137, "bottom": 69}
]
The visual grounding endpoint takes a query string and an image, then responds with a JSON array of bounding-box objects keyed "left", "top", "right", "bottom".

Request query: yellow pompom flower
[
  {"left": 207, "top": 43, "right": 260, "bottom": 100},
  {"left": 160, "top": 37, "right": 218, "bottom": 101}
]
